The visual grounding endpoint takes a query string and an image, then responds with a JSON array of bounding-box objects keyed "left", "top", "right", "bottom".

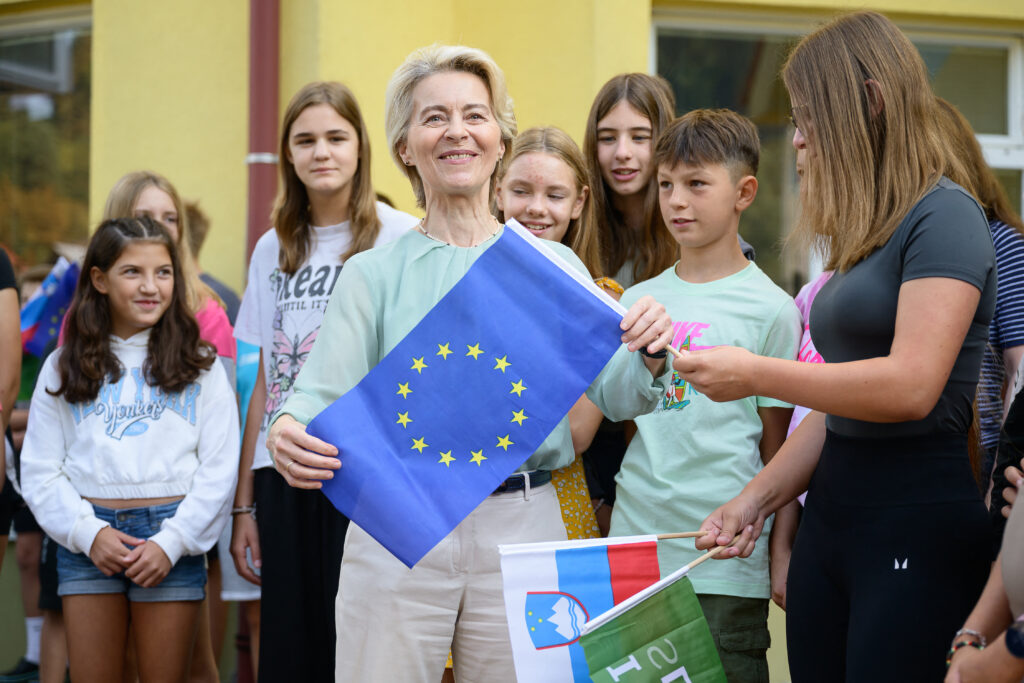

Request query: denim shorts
[{"left": 57, "top": 500, "right": 206, "bottom": 602}]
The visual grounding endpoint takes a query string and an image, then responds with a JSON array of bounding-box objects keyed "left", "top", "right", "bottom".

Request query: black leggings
[
  {"left": 254, "top": 466, "right": 350, "bottom": 683},
  {"left": 786, "top": 431, "right": 991, "bottom": 682}
]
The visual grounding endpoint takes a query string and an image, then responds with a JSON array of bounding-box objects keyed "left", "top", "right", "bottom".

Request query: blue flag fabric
[
  {"left": 306, "top": 223, "right": 626, "bottom": 567},
  {"left": 22, "top": 259, "right": 80, "bottom": 357}
]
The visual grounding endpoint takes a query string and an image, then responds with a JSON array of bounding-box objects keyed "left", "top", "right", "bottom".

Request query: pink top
[
  {"left": 787, "top": 271, "right": 832, "bottom": 506},
  {"left": 786, "top": 271, "right": 832, "bottom": 436},
  {"left": 195, "top": 297, "right": 235, "bottom": 360}
]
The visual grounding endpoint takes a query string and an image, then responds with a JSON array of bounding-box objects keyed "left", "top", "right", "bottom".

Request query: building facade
[{"left": 1, "top": 0, "right": 1022, "bottom": 293}]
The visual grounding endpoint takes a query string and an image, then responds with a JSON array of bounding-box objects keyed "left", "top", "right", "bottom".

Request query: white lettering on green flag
[{"left": 579, "top": 568, "right": 726, "bottom": 683}]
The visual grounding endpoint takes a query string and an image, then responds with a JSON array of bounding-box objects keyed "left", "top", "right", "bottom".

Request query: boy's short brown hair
[{"left": 654, "top": 108, "right": 760, "bottom": 179}]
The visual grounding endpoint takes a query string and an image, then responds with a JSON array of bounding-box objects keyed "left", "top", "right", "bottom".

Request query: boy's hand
[
  {"left": 89, "top": 527, "right": 144, "bottom": 576},
  {"left": 696, "top": 492, "right": 764, "bottom": 559},
  {"left": 124, "top": 541, "right": 172, "bottom": 588},
  {"left": 672, "top": 346, "right": 757, "bottom": 402},
  {"left": 620, "top": 296, "right": 672, "bottom": 355}
]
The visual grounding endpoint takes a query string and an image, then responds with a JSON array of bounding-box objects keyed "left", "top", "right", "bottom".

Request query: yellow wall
[
  {"left": 80, "top": 0, "right": 652, "bottom": 290},
  {"left": 298, "top": 0, "right": 651, "bottom": 215},
  {"left": 89, "top": 0, "right": 248, "bottom": 290}
]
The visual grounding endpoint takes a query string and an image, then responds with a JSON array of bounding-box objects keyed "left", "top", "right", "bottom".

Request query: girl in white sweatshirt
[{"left": 20, "top": 216, "right": 240, "bottom": 683}]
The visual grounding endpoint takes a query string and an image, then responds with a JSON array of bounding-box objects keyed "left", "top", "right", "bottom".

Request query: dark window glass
[
  {"left": 0, "top": 25, "right": 91, "bottom": 268},
  {"left": 656, "top": 26, "right": 1017, "bottom": 291}
]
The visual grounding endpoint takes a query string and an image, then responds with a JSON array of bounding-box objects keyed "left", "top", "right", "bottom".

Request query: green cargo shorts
[{"left": 697, "top": 594, "right": 771, "bottom": 683}]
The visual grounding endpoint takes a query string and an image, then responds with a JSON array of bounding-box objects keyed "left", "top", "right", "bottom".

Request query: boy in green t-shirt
[{"left": 609, "top": 109, "right": 801, "bottom": 681}]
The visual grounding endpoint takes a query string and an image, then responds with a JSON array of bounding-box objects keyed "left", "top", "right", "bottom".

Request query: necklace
[{"left": 416, "top": 217, "right": 502, "bottom": 247}]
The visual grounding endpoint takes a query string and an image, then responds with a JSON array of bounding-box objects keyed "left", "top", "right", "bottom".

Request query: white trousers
[{"left": 334, "top": 482, "right": 566, "bottom": 682}]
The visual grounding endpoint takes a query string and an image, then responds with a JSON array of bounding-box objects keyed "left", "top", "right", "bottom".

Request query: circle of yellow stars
[{"left": 393, "top": 341, "right": 529, "bottom": 469}]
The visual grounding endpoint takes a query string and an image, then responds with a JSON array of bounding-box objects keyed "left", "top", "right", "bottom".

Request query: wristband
[
  {"left": 639, "top": 346, "right": 668, "bottom": 359},
  {"left": 231, "top": 505, "right": 256, "bottom": 518},
  {"left": 953, "top": 628, "right": 986, "bottom": 649},
  {"left": 946, "top": 640, "right": 984, "bottom": 667},
  {"left": 1006, "top": 620, "right": 1024, "bottom": 660}
]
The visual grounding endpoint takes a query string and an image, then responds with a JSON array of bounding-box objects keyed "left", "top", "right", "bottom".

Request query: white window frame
[
  {"left": 652, "top": 8, "right": 1024, "bottom": 205},
  {"left": 0, "top": 6, "right": 91, "bottom": 93}
]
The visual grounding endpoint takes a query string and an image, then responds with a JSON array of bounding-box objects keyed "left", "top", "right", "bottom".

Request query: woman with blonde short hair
[{"left": 267, "top": 45, "right": 674, "bottom": 681}]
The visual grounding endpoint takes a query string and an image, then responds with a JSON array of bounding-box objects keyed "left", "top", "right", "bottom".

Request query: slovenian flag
[{"left": 499, "top": 535, "right": 662, "bottom": 682}]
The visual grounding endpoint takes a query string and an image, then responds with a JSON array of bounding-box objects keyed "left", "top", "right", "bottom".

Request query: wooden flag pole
[
  {"left": 664, "top": 344, "right": 686, "bottom": 360},
  {"left": 684, "top": 540, "right": 738, "bottom": 572},
  {"left": 656, "top": 531, "right": 708, "bottom": 540}
]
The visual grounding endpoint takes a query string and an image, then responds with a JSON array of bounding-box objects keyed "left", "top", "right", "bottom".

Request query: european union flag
[{"left": 307, "top": 221, "right": 626, "bottom": 567}]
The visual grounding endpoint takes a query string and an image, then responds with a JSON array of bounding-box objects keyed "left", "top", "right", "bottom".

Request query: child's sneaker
[{"left": 0, "top": 658, "right": 39, "bottom": 683}]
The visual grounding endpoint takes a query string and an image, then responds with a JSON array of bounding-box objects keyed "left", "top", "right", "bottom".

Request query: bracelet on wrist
[
  {"left": 953, "top": 628, "right": 987, "bottom": 649},
  {"left": 639, "top": 345, "right": 668, "bottom": 359},
  {"left": 946, "top": 639, "right": 984, "bottom": 667},
  {"left": 231, "top": 505, "right": 256, "bottom": 518}
]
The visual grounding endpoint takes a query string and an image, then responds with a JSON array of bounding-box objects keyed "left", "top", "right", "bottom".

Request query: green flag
[{"left": 579, "top": 567, "right": 726, "bottom": 683}]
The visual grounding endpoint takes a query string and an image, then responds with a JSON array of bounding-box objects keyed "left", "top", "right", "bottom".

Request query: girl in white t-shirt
[
  {"left": 20, "top": 216, "right": 239, "bottom": 683},
  {"left": 230, "top": 81, "right": 417, "bottom": 682}
]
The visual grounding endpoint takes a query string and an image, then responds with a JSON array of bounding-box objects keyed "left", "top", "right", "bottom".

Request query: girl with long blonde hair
[
  {"left": 675, "top": 12, "right": 996, "bottom": 679},
  {"left": 104, "top": 171, "right": 235, "bottom": 363},
  {"left": 496, "top": 126, "right": 611, "bottom": 540}
]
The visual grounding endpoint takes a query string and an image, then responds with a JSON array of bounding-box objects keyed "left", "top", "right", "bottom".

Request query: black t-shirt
[
  {"left": 0, "top": 249, "right": 15, "bottom": 292},
  {"left": 811, "top": 177, "right": 996, "bottom": 437}
]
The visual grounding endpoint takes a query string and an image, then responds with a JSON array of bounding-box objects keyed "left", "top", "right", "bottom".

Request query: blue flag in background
[
  {"left": 307, "top": 221, "right": 627, "bottom": 567},
  {"left": 21, "top": 257, "right": 80, "bottom": 357}
]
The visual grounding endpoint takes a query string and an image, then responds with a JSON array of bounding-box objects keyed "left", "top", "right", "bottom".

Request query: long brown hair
[
  {"left": 272, "top": 82, "right": 381, "bottom": 275},
  {"left": 783, "top": 11, "right": 947, "bottom": 272},
  {"left": 104, "top": 171, "right": 216, "bottom": 313},
  {"left": 584, "top": 73, "right": 677, "bottom": 284},
  {"left": 935, "top": 97, "right": 1024, "bottom": 233},
  {"left": 52, "top": 217, "right": 214, "bottom": 404},
  {"left": 498, "top": 127, "right": 603, "bottom": 277}
]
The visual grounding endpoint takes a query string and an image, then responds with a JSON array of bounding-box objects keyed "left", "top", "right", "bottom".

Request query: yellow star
[
  {"left": 397, "top": 382, "right": 412, "bottom": 399},
  {"left": 510, "top": 379, "right": 526, "bottom": 397},
  {"left": 496, "top": 434, "right": 514, "bottom": 451},
  {"left": 466, "top": 343, "right": 484, "bottom": 359},
  {"left": 411, "top": 357, "right": 428, "bottom": 374},
  {"left": 493, "top": 355, "right": 511, "bottom": 373},
  {"left": 411, "top": 437, "right": 428, "bottom": 453},
  {"left": 470, "top": 450, "right": 487, "bottom": 466},
  {"left": 396, "top": 412, "right": 412, "bottom": 428},
  {"left": 511, "top": 409, "right": 527, "bottom": 426},
  {"left": 438, "top": 450, "right": 456, "bottom": 467},
  {"left": 436, "top": 342, "right": 453, "bottom": 359}
]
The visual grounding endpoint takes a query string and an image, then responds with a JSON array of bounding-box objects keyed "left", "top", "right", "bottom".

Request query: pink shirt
[{"left": 195, "top": 297, "right": 235, "bottom": 360}]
